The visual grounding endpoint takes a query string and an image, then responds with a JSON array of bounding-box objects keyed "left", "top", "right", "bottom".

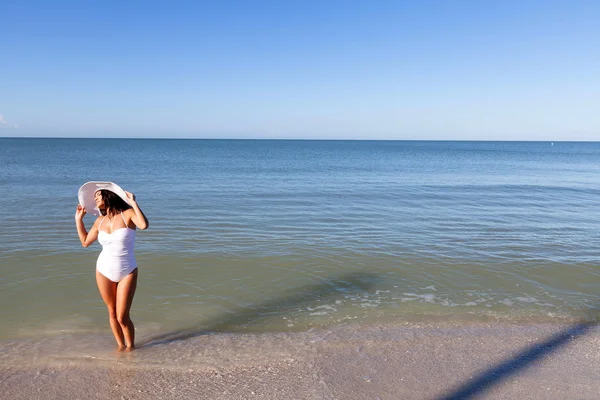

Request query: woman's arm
[
  {"left": 75, "top": 205, "right": 99, "bottom": 247},
  {"left": 125, "top": 192, "right": 149, "bottom": 230}
]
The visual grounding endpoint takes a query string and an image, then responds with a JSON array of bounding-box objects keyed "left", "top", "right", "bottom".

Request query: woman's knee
[
  {"left": 106, "top": 307, "right": 118, "bottom": 319},
  {"left": 117, "top": 313, "right": 131, "bottom": 326}
]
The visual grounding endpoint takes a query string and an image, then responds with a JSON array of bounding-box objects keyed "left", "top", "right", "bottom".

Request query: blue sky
[{"left": 1, "top": 0, "right": 598, "bottom": 140}]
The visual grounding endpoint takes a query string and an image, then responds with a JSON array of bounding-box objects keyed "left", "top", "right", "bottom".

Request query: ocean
[{"left": 1, "top": 138, "right": 599, "bottom": 346}]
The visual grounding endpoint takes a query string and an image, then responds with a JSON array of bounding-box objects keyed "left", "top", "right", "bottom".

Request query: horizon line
[{"left": 0, "top": 136, "right": 598, "bottom": 143}]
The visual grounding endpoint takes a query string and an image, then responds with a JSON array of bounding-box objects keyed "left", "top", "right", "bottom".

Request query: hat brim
[{"left": 78, "top": 181, "right": 130, "bottom": 217}]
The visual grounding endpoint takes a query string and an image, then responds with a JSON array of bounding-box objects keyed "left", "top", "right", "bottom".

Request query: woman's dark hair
[{"left": 98, "top": 190, "right": 132, "bottom": 216}]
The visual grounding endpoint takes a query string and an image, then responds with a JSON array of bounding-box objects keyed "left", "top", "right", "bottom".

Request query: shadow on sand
[
  {"left": 437, "top": 319, "right": 597, "bottom": 400},
  {"left": 139, "top": 271, "right": 378, "bottom": 348}
]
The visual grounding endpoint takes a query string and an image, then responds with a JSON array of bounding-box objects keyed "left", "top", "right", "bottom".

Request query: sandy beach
[{"left": 2, "top": 321, "right": 599, "bottom": 399}]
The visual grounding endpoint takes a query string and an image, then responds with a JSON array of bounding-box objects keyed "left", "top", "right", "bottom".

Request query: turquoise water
[{"left": 1, "top": 139, "right": 599, "bottom": 340}]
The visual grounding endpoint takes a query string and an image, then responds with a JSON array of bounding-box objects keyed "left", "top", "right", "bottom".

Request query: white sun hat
[{"left": 78, "top": 181, "right": 130, "bottom": 217}]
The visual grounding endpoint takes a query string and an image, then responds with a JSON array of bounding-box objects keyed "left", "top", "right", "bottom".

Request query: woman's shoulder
[
  {"left": 123, "top": 208, "right": 136, "bottom": 221},
  {"left": 92, "top": 215, "right": 104, "bottom": 227}
]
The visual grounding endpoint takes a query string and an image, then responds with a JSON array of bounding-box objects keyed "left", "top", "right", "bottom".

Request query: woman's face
[{"left": 94, "top": 191, "right": 105, "bottom": 208}]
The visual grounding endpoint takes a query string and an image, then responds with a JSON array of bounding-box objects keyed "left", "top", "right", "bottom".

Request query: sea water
[{"left": 1, "top": 139, "right": 599, "bottom": 346}]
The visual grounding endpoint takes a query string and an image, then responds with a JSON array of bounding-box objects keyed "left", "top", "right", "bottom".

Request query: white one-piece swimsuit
[{"left": 96, "top": 212, "right": 137, "bottom": 282}]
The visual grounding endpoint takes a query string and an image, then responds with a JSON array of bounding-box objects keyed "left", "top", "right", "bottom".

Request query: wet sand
[{"left": 2, "top": 321, "right": 599, "bottom": 399}]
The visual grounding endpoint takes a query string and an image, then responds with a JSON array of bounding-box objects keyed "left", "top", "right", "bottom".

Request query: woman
[{"left": 75, "top": 183, "right": 149, "bottom": 350}]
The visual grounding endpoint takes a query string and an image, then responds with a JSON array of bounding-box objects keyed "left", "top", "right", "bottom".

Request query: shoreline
[{"left": 2, "top": 320, "right": 599, "bottom": 399}]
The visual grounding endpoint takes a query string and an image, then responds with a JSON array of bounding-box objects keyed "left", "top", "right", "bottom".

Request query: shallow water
[{"left": 1, "top": 139, "right": 600, "bottom": 341}]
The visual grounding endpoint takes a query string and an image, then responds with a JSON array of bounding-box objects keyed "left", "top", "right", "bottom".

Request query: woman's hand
[
  {"left": 124, "top": 191, "right": 149, "bottom": 230},
  {"left": 75, "top": 205, "right": 98, "bottom": 247},
  {"left": 75, "top": 204, "right": 87, "bottom": 220},
  {"left": 125, "top": 191, "right": 137, "bottom": 204}
]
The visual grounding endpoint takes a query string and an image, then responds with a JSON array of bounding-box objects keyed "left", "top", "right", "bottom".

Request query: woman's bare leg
[
  {"left": 116, "top": 268, "right": 138, "bottom": 349},
  {"left": 96, "top": 270, "right": 125, "bottom": 348}
]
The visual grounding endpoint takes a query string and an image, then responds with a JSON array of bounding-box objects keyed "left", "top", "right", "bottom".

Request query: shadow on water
[
  {"left": 437, "top": 319, "right": 598, "bottom": 400},
  {"left": 140, "top": 272, "right": 378, "bottom": 348}
]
